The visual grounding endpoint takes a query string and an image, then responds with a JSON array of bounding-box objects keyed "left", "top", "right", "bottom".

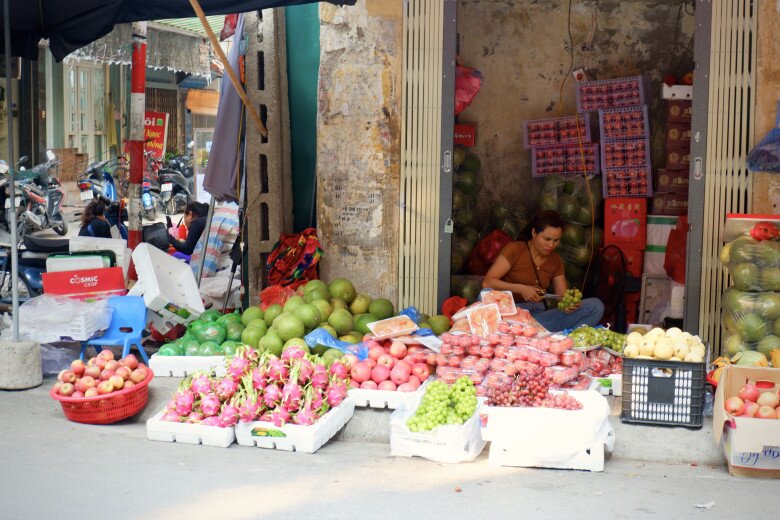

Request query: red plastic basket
[{"left": 50, "top": 369, "right": 154, "bottom": 424}]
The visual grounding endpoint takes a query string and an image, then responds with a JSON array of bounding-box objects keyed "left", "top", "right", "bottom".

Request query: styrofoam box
[
  {"left": 130, "top": 243, "right": 204, "bottom": 325},
  {"left": 234, "top": 398, "right": 356, "bottom": 453},
  {"left": 69, "top": 236, "right": 131, "bottom": 277},
  {"left": 146, "top": 411, "right": 235, "bottom": 448},
  {"left": 149, "top": 354, "right": 227, "bottom": 377},
  {"left": 348, "top": 388, "right": 417, "bottom": 409},
  {"left": 661, "top": 84, "right": 693, "bottom": 100},
  {"left": 488, "top": 420, "right": 614, "bottom": 472}
]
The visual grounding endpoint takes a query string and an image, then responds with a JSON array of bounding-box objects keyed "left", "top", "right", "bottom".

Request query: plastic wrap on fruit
[
  {"left": 479, "top": 289, "right": 517, "bottom": 316},
  {"left": 466, "top": 303, "right": 502, "bottom": 337},
  {"left": 449, "top": 319, "right": 471, "bottom": 334},
  {"left": 721, "top": 287, "right": 780, "bottom": 356},
  {"left": 367, "top": 315, "right": 418, "bottom": 340},
  {"left": 721, "top": 237, "right": 780, "bottom": 292}
]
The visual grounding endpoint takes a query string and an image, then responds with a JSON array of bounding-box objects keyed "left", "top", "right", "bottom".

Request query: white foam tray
[
  {"left": 234, "top": 398, "right": 355, "bottom": 453},
  {"left": 348, "top": 387, "right": 418, "bottom": 409},
  {"left": 149, "top": 354, "right": 227, "bottom": 377},
  {"left": 146, "top": 411, "right": 235, "bottom": 448},
  {"left": 597, "top": 374, "right": 623, "bottom": 396}
]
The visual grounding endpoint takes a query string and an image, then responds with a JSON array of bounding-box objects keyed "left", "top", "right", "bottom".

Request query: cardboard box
[
  {"left": 604, "top": 197, "right": 647, "bottom": 250},
  {"left": 42, "top": 267, "right": 127, "bottom": 301},
  {"left": 665, "top": 147, "right": 690, "bottom": 171},
  {"left": 655, "top": 169, "right": 689, "bottom": 193},
  {"left": 454, "top": 123, "right": 476, "bottom": 148},
  {"left": 666, "top": 100, "right": 692, "bottom": 123},
  {"left": 713, "top": 365, "right": 780, "bottom": 478},
  {"left": 666, "top": 123, "right": 691, "bottom": 148},
  {"left": 652, "top": 191, "right": 688, "bottom": 216}
]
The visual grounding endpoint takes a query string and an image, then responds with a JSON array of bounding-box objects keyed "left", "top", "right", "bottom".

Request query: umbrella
[{"left": 0, "top": 0, "right": 356, "bottom": 61}]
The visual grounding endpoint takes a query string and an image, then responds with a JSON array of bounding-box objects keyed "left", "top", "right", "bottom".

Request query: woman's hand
[{"left": 518, "top": 284, "right": 544, "bottom": 303}]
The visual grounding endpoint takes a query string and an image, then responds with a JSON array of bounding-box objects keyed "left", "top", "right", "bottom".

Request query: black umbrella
[{"left": 0, "top": 0, "right": 355, "bottom": 61}]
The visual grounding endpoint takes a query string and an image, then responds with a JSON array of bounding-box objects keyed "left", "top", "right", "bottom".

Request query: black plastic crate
[{"left": 620, "top": 357, "right": 705, "bottom": 429}]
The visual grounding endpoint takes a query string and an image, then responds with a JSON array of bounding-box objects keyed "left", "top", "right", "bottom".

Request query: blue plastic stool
[{"left": 80, "top": 296, "right": 149, "bottom": 363}]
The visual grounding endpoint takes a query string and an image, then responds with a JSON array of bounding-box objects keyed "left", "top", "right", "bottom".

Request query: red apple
[
  {"left": 104, "top": 359, "right": 120, "bottom": 372},
  {"left": 59, "top": 370, "right": 77, "bottom": 384},
  {"left": 725, "top": 396, "right": 745, "bottom": 415},
  {"left": 756, "top": 405, "right": 777, "bottom": 419},
  {"left": 83, "top": 365, "right": 100, "bottom": 379},
  {"left": 378, "top": 380, "right": 397, "bottom": 391},
  {"left": 388, "top": 341, "right": 407, "bottom": 359},
  {"left": 96, "top": 380, "right": 114, "bottom": 395},
  {"left": 74, "top": 376, "right": 95, "bottom": 393},
  {"left": 72, "top": 391, "right": 85, "bottom": 399},
  {"left": 742, "top": 401, "right": 760, "bottom": 418},
  {"left": 412, "top": 363, "right": 431, "bottom": 381},
  {"left": 371, "top": 364, "right": 391, "bottom": 384},
  {"left": 122, "top": 354, "right": 139, "bottom": 370},
  {"left": 756, "top": 391, "right": 780, "bottom": 408},
  {"left": 98, "top": 350, "right": 115, "bottom": 361},
  {"left": 377, "top": 354, "right": 395, "bottom": 369},
  {"left": 59, "top": 383, "right": 75, "bottom": 397},
  {"left": 109, "top": 375, "right": 125, "bottom": 390},
  {"left": 115, "top": 366, "right": 132, "bottom": 381},
  {"left": 52, "top": 381, "right": 63, "bottom": 394},
  {"left": 123, "top": 381, "right": 135, "bottom": 390},
  {"left": 342, "top": 354, "right": 359, "bottom": 368},
  {"left": 70, "top": 360, "right": 86, "bottom": 377},
  {"left": 84, "top": 387, "right": 99, "bottom": 398},
  {"left": 99, "top": 369, "right": 115, "bottom": 381},
  {"left": 360, "top": 380, "right": 378, "bottom": 390},
  {"left": 129, "top": 368, "right": 148, "bottom": 384},
  {"left": 368, "top": 346, "right": 385, "bottom": 361}
]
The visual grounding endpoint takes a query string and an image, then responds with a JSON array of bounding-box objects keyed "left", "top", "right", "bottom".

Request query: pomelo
[
  {"left": 198, "top": 309, "right": 222, "bottom": 323},
  {"left": 317, "top": 323, "right": 339, "bottom": 338},
  {"left": 196, "top": 322, "right": 226, "bottom": 344},
  {"left": 732, "top": 263, "right": 760, "bottom": 291},
  {"left": 263, "top": 304, "right": 284, "bottom": 327},
  {"left": 283, "top": 295, "right": 306, "bottom": 314},
  {"left": 294, "top": 303, "right": 322, "bottom": 331},
  {"left": 328, "top": 308, "right": 354, "bottom": 336},
  {"left": 241, "top": 326, "right": 264, "bottom": 347},
  {"left": 276, "top": 315, "right": 306, "bottom": 343},
  {"left": 273, "top": 312, "right": 291, "bottom": 328},
  {"left": 322, "top": 348, "right": 343, "bottom": 367},
  {"left": 182, "top": 340, "right": 200, "bottom": 357},
  {"left": 260, "top": 330, "right": 283, "bottom": 357},
  {"left": 339, "top": 334, "right": 361, "bottom": 345},
  {"left": 354, "top": 313, "right": 378, "bottom": 335},
  {"left": 735, "top": 313, "right": 767, "bottom": 343},
  {"left": 757, "top": 334, "right": 780, "bottom": 356},
  {"left": 311, "top": 299, "right": 333, "bottom": 321},
  {"left": 349, "top": 293, "right": 372, "bottom": 315},
  {"left": 304, "top": 286, "right": 330, "bottom": 303},
  {"left": 283, "top": 338, "right": 310, "bottom": 354},
  {"left": 561, "top": 223, "right": 585, "bottom": 247},
  {"left": 224, "top": 321, "right": 245, "bottom": 342},
  {"left": 303, "top": 280, "right": 327, "bottom": 296},
  {"left": 754, "top": 292, "right": 780, "bottom": 321},
  {"left": 311, "top": 344, "right": 329, "bottom": 356},
  {"left": 328, "top": 278, "right": 357, "bottom": 304},
  {"left": 724, "top": 334, "right": 748, "bottom": 356},
  {"left": 427, "top": 315, "right": 452, "bottom": 335},
  {"left": 240, "top": 306, "right": 264, "bottom": 326},
  {"left": 331, "top": 297, "right": 348, "bottom": 311},
  {"left": 221, "top": 340, "right": 240, "bottom": 357},
  {"left": 198, "top": 341, "right": 220, "bottom": 356},
  {"left": 368, "top": 298, "right": 394, "bottom": 320},
  {"left": 217, "top": 311, "right": 242, "bottom": 325},
  {"left": 246, "top": 319, "right": 268, "bottom": 335}
]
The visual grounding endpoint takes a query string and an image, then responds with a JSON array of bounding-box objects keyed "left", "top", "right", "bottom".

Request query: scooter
[
  {"left": 159, "top": 142, "right": 195, "bottom": 216},
  {"left": 0, "top": 235, "right": 70, "bottom": 304},
  {"left": 77, "top": 155, "right": 126, "bottom": 204}
]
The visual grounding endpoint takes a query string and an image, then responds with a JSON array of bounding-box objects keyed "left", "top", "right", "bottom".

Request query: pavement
[{"left": 1, "top": 372, "right": 775, "bottom": 520}]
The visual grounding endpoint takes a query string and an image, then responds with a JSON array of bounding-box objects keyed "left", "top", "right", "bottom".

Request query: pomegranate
[
  {"left": 122, "top": 354, "right": 139, "bottom": 370},
  {"left": 371, "top": 364, "right": 391, "bottom": 384},
  {"left": 115, "top": 366, "right": 132, "bottom": 381},
  {"left": 98, "top": 350, "right": 115, "bottom": 361},
  {"left": 83, "top": 366, "right": 100, "bottom": 379},
  {"left": 109, "top": 375, "right": 125, "bottom": 390},
  {"left": 104, "top": 360, "right": 120, "bottom": 372},
  {"left": 738, "top": 383, "right": 760, "bottom": 403},
  {"left": 368, "top": 346, "right": 385, "bottom": 361},
  {"left": 388, "top": 341, "right": 407, "bottom": 359},
  {"left": 756, "top": 405, "right": 777, "bottom": 419},
  {"left": 756, "top": 391, "right": 780, "bottom": 408},
  {"left": 742, "top": 401, "right": 760, "bottom": 418},
  {"left": 84, "top": 387, "right": 99, "bottom": 398},
  {"left": 377, "top": 354, "right": 395, "bottom": 369},
  {"left": 59, "top": 370, "right": 77, "bottom": 384},
  {"left": 129, "top": 368, "right": 148, "bottom": 384},
  {"left": 99, "top": 369, "right": 115, "bottom": 381},
  {"left": 70, "top": 360, "right": 86, "bottom": 377},
  {"left": 97, "top": 380, "right": 114, "bottom": 395},
  {"left": 59, "top": 383, "right": 75, "bottom": 397},
  {"left": 724, "top": 396, "right": 745, "bottom": 416}
]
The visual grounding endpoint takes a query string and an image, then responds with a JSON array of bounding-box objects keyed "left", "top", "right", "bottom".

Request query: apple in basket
[{"left": 52, "top": 355, "right": 149, "bottom": 399}]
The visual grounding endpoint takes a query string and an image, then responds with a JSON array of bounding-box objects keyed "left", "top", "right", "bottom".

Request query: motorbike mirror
[
  {"left": 18, "top": 156, "right": 28, "bottom": 166},
  {"left": 0, "top": 161, "right": 8, "bottom": 174},
  {"left": 187, "top": 141, "right": 195, "bottom": 149},
  {"left": 46, "top": 149, "right": 56, "bottom": 161}
]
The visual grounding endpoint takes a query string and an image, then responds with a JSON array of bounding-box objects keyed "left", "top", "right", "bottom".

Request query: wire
[
  {"left": 557, "top": 0, "right": 575, "bottom": 116},
  {"left": 574, "top": 114, "right": 596, "bottom": 293}
]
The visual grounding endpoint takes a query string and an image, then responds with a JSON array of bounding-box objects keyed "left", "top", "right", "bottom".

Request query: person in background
[
  {"left": 78, "top": 200, "right": 112, "bottom": 239},
  {"left": 482, "top": 210, "right": 604, "bottom": 332},
  {"left": 169, "top": 201, "right": 209, "bottom": 258}
]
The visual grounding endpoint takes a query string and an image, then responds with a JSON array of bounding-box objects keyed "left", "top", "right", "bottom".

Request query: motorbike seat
[{"left": 23, "top": 235, "right": 70, "bottom": 253}]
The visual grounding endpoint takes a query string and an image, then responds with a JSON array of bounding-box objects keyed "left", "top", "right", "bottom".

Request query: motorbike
[
  {"left": 77, "top": 155, "right": 127, "bottom": 204},
  {"left": 0, "top": 234, "right": 70, "bottom": 304},
  {"left": 159, "top": 142, "right": 195, "bottom": 216},
  {"left": 3, "top": 151, "right": 68, "bottom": 242}
]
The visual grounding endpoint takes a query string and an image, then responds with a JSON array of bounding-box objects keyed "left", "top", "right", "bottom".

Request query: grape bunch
[
  {"left": 486, "top": 366, "right": 550, "bottom": 407},
  {"left": 558, "top": 288, "right": 582, "bottom": 311},
  {"left": 568, "top": 326, "right": 626, "bottom": 353},
  {"left": 406, "top": 376, "right": 477, "bottom": 432},
  {"left": 541, "top": 393, "right": 583, "bottom": 411}
]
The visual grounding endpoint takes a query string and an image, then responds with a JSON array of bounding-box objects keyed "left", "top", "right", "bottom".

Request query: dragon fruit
[
  {"left": 296, "top": 358, "right": 314, "bottom": 384},
  {"left": 294, "top": 401, "right": 318, "bottom": 426},
  {"left": 263, "top": 383, "right": 283, "bottom": 408},
  {"left": 251, "top": 367, "right": 268, "bottom": 391},
  {"left": 189, "top": 373, "right": 213, "bottom": 395},
  {"left": 215, "top": 377, "right": 239, "bottom": 401},
  {"left": 227, "top": 355, "right": 251, "bottom": 380},
  {"left": 219, "top": 403, "right": 240, "bottom": 427},
  {"left": 258, "top": 413, "right": 272, "bottom": 423},
  {"left": 173, "top": 389, "right": 195, "bottom": 416},
  {"left": 200, "top": 416, "right": 223, "bottom": 427},
  {"left": 238, "top": 375, "right": 262, "bottom": 422},
  {"left": 187, "top": 411, "right": 205, "bottom": 423},
  {"left": 200, "top": 392, "right": 222, "bottom": 416},
  {"left": 238, "top": 344, "right": 260, "bottom": 363},
  {"left": 310, "top": 371, "right": 329, "bottom": 391},
  {"left": 161, "top": 410, "right": 183, "bottom": 422},
  {"left": 327, "top": 379, "right": 348, "bottom": 408},
  {"left": 281, "top": 346, "right": 306, "bottom": 363},
  {"left": 329, "top": 361, "right": 348, "bottom": 380},
  {"left": 282, "top": 380, "right": 303, "bottom": 411},
  {"left": 269, "top": 406, "right": 291, "bottom": 427},
  {"left": 310, "top": 387, "right": 325, "bottom": 411},
  {"left": 267, "top": 357, "right": 289, "bottom": 382}
]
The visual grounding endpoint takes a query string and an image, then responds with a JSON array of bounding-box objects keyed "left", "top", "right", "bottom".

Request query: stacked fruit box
[
  {"left": 652, "top": 100, "right": 692, "bottom": 216},
  {"left": 523, "top": 114, "right": 600, "bottom": 177}
]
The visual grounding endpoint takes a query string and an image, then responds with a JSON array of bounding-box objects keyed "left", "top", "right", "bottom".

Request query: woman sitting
[
  {"left": 78, "top": 200, "right": 113, "bottom": 239},
  {"left": 482, "top": 210, "right": 604, "bottom": 332},
  {"left": 169, "top": 201, "right": 209, "bottom": 258}
]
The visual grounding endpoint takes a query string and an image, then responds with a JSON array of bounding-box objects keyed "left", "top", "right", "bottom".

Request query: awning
[{"left": 186, "top": 88, "right": 220, "bottom": 116}]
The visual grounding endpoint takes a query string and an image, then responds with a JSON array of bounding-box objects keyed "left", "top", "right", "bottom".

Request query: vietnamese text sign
[{"left": 144, "top": 111, "right": 169, "bottom": 160}]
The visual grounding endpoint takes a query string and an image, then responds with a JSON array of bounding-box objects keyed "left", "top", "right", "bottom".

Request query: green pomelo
[
  {"left": 283, "top": 338, "right": 310, "bottom": 354},
  {"left": 224, "top": 321, "right": 245, "bottom": 342},
  {"left": 303, "top": 280, "right": 328, "bottom": 297},
  {"left": 757, "top": 334, "right": 780, "bottom": 356},
  {"left": 719, "top": 242, "right": 732, "bottom": 266},
  {"left": 157, "top": 345, "right": 179, "bottom": 356},
  {"left": 453, "top": 147, "right": 466, "bottom": 170},
  {"left": 311, "top": 344, "right": 329, "bottom": 356},
  {"left": 240, "top": 326, "right": 265, "bottom": 348},
  {"left": 722, "top": 289, "right": 755, "bottom": 315},
  {"left": 317, "top": 323, "right": 339, "bottom": 338},
  {"left": 539, "top": 192, "right": 558, "bottom": 212},
  {"left": 240, "top": 306, "right": 264, "bottom": 326},
  {"left": 198, "top": 309, "right": 222, "bottom": 323},
  {"left": 428, "top": 315, "right": 452, "bottom": 335},
  {"left": 558, "top": 195, "right": 579, "bottom": 222},
  {"left": 452, "top": 187, "right": 467, "bottom": 212},
  {"left": 328, "top": 278, "right": 357, "bottom": 304},
  {"left": 561, "top": 223, "right": 585, "bottom": 247},
  {"left": 349, "top": 293, "right": 372, "bottom": 315},
  {"left": 754, "top": 292, "right": 780, "bottom": 321},
  {"left": 454, "top": 169, "right": 478, "bottom": 193},
  {"left": 221, "top": 340, "right": 240, "bottom": 357},
  {"left": 283, "top": 295, "right": 306, "bottom": 314},
  {"left": 198, "top": 341, "right": 220, "bottom": 356},
  {"left": 263, "top": 304, "right": 284, "bottom": 327},
  {"left": 322, "top": 349, "right": 343, "bottom": 367},
  {"left": 724, "top": 334, "right": 748, "bottom": 356},
  {"left": 735, "top": 313, "right": 768, "bottom": 343},
  {"left": 459, "top": 226, "right": 481, "bottom": 246},
  {"left": 196, "top": 322, "right": 226, "bottom": 345},
  {"left": 775, "top": 317, "right": 780, "bottom": 337},
  {"left": 354, "top": 313, "right": 378, "bottom": 335},
  {"left": 294, "top": 303, "right": 323, "bottom": 331},
  {"left": 330, "top": 297, "right": 348, "bottom": 311},
  {"left": 339, "top": 334, "right": 362, "bottom": 345},
  {"left": 729, "top": 238, "right": 754, "bottom": 264},
  {"left": 273, "top": 312, "right": 292, "bottom": 328},
  {"left": 304, "top": 286, "right": 330, "bottom": 304},
  {"left": 328, "top": 309, "right": 354, "bottom": 336},
  {"left": 259, "top": 331, "right": 284, "bottom": 357},
  {"left": 461, "top": 152, "right": 481, "bottom": 173},
  {"left": 418, "top": 322, "right": 432, "bottom": 330},
  {"left": 759, "top": 267, "right": 780, "bottom": 291},
  {"left": 246, "top": 319, "right": 268, "bottom": 335},
  {"left": 310, "top": 299, "right": 333, "bottom": 321},
  {"left": 217, "top": 311, "right": 242, "bottom": 325},
  {"left": 275, "top": 315, "right": 306, "bottom": 343},
  {"left": 732, "top": 263, "right": 761, "bottom": 291}
]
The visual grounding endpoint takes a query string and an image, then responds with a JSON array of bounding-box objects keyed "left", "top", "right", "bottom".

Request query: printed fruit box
[
  {"left": 146, "top": 411, "right": 236, "bottom": 448},
  {"left": 234, "top": 398, "right": 355, "bottom": 454}
]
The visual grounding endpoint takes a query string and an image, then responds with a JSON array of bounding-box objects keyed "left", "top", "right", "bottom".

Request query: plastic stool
[{"left": 79, "top": 296, "right": 149, "bottom": 363}]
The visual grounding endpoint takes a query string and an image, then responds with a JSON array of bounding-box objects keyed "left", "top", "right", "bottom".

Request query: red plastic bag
[
  {"left": 455, "top": 64, "right": 483, "bottom": 116},
  {"left": 466, "top": 230, "right": 513, "bottom": 275},
  {"left": 259, "top": 281, "right": 307, "bottom": 310},
  {"left": 442, "top": 296, "right": 467, "bottom": 321},
  {"left": 220, "top": 14, "right": 238, "bottom": 41},
  {"left": 664, "top": 216, "right": 688, "bottom": 284}
]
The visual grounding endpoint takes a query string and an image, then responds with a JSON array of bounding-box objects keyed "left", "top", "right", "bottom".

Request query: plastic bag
[
  {"left": 442, "top": 296, "right": 468, "bottom": 320},
  {"left": 467, "top": 230, "right": 513, "bottom": 275},
  {"left": 41, "top": 343, "right": 79, "bottom": 375},
  {"left": 399, "top": 306, "right": 422, "bottom": 324},
  {"left": 304, "top": 328, "right": 369, "bottom": 360},
  {"left": 720, "top": 236, "right": 780, "bottom": 291},
  {"left": 454, "top": 64, "right": 483, "bottom": 116},
  {"left": 721, "top": 287, "right": 780, "bottom": 356},
  {"left": 18, "top": 295, "right": 112, "bottom": 343},
  {"left": 266, "top": 227, "right": 323, "bottom": 287},
  {"left": 664, "top": 216, "right": 688, "bottom": 284},
  {"left": 259, "top": 282, "right": 304, "bottom": 310},
  {"left": 747, "top": 103, "right": 780, "bottom": 173}
]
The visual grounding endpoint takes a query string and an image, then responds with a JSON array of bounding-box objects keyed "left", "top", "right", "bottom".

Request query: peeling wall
[
  {"left": 456, "top": 0, "right": 694, "bottom": 219},
  {"left": 316, "top": 0, "right": 402, "bottom": 303}
]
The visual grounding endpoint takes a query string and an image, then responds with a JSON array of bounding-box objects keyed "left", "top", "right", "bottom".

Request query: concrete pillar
[
  {"left": 0, "top": 341, "right": 42, "bottom": 389},
  {"left": 245, "top": 10, "right": 294, "bottom": 305}
]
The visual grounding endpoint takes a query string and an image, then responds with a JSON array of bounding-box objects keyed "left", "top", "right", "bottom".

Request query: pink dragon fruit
[
  {"left": 174, "top": 390, "right": 195, "bottom": 416},
  {"left": 294, "top": 402, "right": 317, "bottom": 426},
  {"left": 215, "top": 377, "right": 239, "bottom": 401},
  {"left": 269, "top": 406, "right": 291, "bottom": 427},
  {"left": 238, "top": 344, "right": 260, "bottom": 363},
  {"left": 219, "top": 403, "right": 240, "bottom": 427},
  {"left": 161, "top": 410, "right": 183, "bottom": 422},
  {"left": 187, "top": 411, "right": 205, "bottom": 423},
  {"left": 251, "top": 367, "right": 268, "bottom": 391},
  {"left": 189, "top": 373, "right": 213, "bottom": 395},
  {"left": 310, "top": 369, "right": 329, "bottom": 391},
  {"left": 227, "top": 355, "right": 251, "bottom": 380},
  {"left": 296, "top": 358, "right": 314, "bottom": 384},
  {"left": 200, "top": 392, "right": 222, "bottom": 416},
  {"left": 258, "top": 413, "right": 272, "bottom": 423},
  {"left": 267, "top": 358, "right": 289, "bottom": 382},
  {"left": 327, "top": 379, "right": 348, "bottom": 408},
  {"left": 282, "top": 380, "right": 303, "bottom": 411},
  {"left": 263, "top": 383, "right": 282, "bottom": 408},
  {"left": 200, "top": 416, "right": 223, "bottom": 427},
  {"left": 310, "top": 387, "right": 325, "bottom": 411},
  {"left": 281, "top": 346, "right": 306, "bottom": 363},
  {"left": 329, "top": 361, "right": 348, "bottom": 380},
  {"left": 238, "top": 374, "right": 263, "bottom": 423}
]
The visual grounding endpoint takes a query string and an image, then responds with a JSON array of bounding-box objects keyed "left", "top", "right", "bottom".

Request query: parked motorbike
[
  {"left": 0, "top": 235, "right": 70, "bottom": 304},
  {"left": 3, "top": 151, "right": 67, "bottom": 242},
  {"left": 77, "top": 155, "right": 127, "bottom": 204},
  {"left": 159, "top": 142, "right": 195, "bottom": 216}
]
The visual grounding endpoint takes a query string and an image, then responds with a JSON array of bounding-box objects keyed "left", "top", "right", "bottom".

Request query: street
[{"left": 0, "top": 377, "right": 774, "bottom": 520}]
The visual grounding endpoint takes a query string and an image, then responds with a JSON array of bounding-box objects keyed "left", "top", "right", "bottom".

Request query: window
[{"left": 64, "top": 61, "right": 107, "bottom": 160}]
